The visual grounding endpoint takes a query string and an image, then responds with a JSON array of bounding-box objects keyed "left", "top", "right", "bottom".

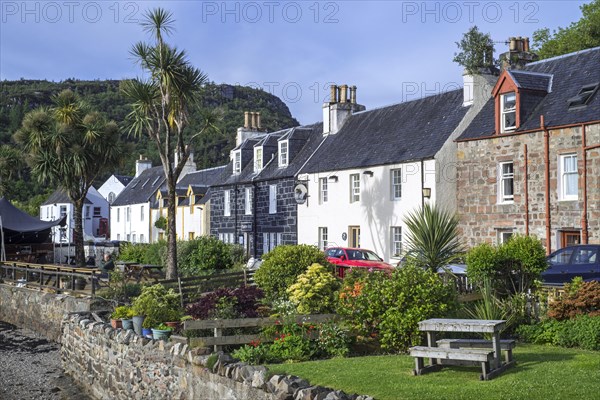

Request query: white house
[
  {"left": 98, "top": 174, "right": 132, "bottom": 204},
  {"left": 40, "top": 186, "right": 110, "bottom": 243},
  {"left": 297, "top": 80, "right": 491, "bottom": 264}
]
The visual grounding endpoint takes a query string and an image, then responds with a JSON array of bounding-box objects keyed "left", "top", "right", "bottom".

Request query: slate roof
[
  {"left": 111, "top": 166, "right": 165, "bottom": 206},
  {"left": 114, "top": 174, "right": 133, "bottom": 186},
  {"left": 459, "top": 46, "right": 600, "bottom": 141},
  {"left": 42, "top": 189, "right": 92, "bottom": 205},
  {"left": 300, "top": 90, "right": 468, "bottom": 173},
  {"left": 508, "top": 70, "right": 553, "bottom": 92},
  {"left": 155, "top": 166, "right": 227, "bottom": 206}
]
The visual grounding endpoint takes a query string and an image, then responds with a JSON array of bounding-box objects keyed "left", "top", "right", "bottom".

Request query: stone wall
[
  {"left": 61, "top": 314, "right": 372, "bottom": 400},
  {"left": 0, "top": 284, "right": 97, "bottom": 342},
  {"left": 457, "top": 123, "right": 600, "bottom": 249}
]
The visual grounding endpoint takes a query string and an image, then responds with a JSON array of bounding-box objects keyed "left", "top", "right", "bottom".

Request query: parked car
[
  {"left": 325, "top": 247, "right": 394, "bottom": 278},
  {"left": 543, "top": 244, "right": 600, "bottom": 285}
]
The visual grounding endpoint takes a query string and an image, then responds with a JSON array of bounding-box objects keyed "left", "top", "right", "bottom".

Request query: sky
[{"left": 0, "top": 0, "right": 589, "bottom": 124}]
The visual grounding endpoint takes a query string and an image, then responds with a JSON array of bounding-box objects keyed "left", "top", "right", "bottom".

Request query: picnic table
[
  {"left": 121, "top": 263, "right": 163, "bottom": 283},
  {"left": 410, "top": 318, "right": 516, "bottom": 380}
]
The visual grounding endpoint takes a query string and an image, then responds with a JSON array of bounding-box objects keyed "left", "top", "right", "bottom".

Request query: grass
[{"left": 267, "top": 344, "right": 600, "bottom": 400}]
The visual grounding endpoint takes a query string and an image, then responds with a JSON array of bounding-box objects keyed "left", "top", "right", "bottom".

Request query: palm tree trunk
[
  {"left": 166, "top": 178, "right": 178, "bottom": 279},
  {"left": 73, "top": 199, "right": 85, "bottom": 268}
]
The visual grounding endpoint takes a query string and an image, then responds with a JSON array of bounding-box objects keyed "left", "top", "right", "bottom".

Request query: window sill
[
  {"left": 558, "top": 198, "right": 578, "bottom": 202},
  {"left": 497, "top": 201, "right": 514, "bottom": 205}
]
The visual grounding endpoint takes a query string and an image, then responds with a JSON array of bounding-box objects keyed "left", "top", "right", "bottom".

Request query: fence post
[
  {"left": 177, "top": 277, "right": 184, "bottom": 308},
  {"left": 214, "top": 327, "right": 222, "bottom": 352}
]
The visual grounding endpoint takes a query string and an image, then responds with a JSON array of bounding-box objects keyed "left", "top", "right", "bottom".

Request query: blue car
[{"left": 543, "top": 245, "right": 600, "bottom": 285}]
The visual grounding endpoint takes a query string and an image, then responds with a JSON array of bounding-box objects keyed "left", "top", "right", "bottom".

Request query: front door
[{"left": 348, "top": 226, "right": 360, "bottom": 248}]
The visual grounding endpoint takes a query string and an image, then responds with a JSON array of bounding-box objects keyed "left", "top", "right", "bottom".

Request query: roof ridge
[
  {"left": 352, "top": 88, "right": 463, "bottom": 116},
  {"left": 526, "top": 46, "right": 600, "bottom": 66}
]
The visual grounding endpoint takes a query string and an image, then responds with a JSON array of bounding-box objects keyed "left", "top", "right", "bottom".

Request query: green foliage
[
  {"left": 403, "top": 203, "right": 464, "bottom": 272},
  {"left": 517, "top": 315, "right": 600, "bottom": 351},
  {"left": 453, "top": 26, "right": 496, "bottom": 74},
  {"left": 287, "top": 263, "right": 340, "bottom": 314},
  {"left": 466, "top": 235, "right": 547, "bottom": 295},
  {"left": 338, "top": 262, "right": 457, "bottom": 352},
  {"left": 96, "top": 269, "right": 141, "bottom": 303},
  {"left": 547, "top": 281, "right": 600, "bottom": 320},
  {"left": 317, "top": 323, "right": 353, "bottom": 358},
  {"left": 206, "top": 353, "right": 218, "bottom": 371},
  {"left": 117, "top": 242, "right": 166, "bottom": 265},
  {"left": 232, "top": 343, "right": 271, "bottom": 365},
  {"left": 178, "top": 236, "right": 233, "bottom": 276},
  {"left": 131, "top": 284, "right": 182, "bottom": 328},
  {"left": 111, "top": 305, "right": 133, "bottom": 320},
  {"left": 533, "top": 0, "right": 600, "bottom": 59},
  {"left": 154, "top": 216, "right": 167, "bottom": 231},
  {"left": 254, "top": 245, "right": 329, "bottom": 302}
]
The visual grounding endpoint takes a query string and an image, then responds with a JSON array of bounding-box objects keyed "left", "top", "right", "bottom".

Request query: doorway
[{"left": 348, "top": 226, "right": 360, "bottom": 248}]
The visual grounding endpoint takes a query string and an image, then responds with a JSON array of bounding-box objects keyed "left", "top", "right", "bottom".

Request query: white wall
[
  {"left": 176, "top": 200, "right": 203, "bottom": 240},
  {"left": 98, "top": 175, "right": 127, "bottom": 204},
  {"left": 110, "top": 202, "right": 151, "bottom": 243},
  {"left": 297, "top": 160, "right": 437, "bottom": 264}
]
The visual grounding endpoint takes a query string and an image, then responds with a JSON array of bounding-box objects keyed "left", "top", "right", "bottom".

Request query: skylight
[{"left": 568, "top": 83, "right": 599, "bottom": 110}]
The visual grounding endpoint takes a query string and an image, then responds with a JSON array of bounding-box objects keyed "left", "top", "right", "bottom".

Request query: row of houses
[{"left": 40, "top": 42, "right": 600, "bottom": 263}]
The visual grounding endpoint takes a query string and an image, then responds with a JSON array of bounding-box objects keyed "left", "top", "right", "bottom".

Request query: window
[
  {"left": 85, "top": 206, "right": 91, "bottom": 219},
  {"left": 498, "top": 162, "right": 514, "bottom": 203},
  {"left": 117, "top": 208, "right": 120, "bottom": 222},
  {"left": 224, "top": 190, "right": 231, "bottom": 217},
  {"left": 233, "top": 151, "right": 241, "bottom": 174},
  {"left": 349, "top": 226, "right": 360, "bottom": 248},
  {"left": 245, "top": 187, "right": 252, "bottom": 215},
  {"left": 391, "top": 169, "right": 402, "bottom": 200},
  {"left": 140, "top": 206, "right": 144, "bottom": 221},
  {"left": 319, "top": 178, "right": 328, "bottom": 204},
  {"left": 140, "top": 234, "right": 145, "bottom": 243},
  {"left": 318, "top": 227, "right": 328, "bottom": 250},
  {"left": 263, "top": 232, "right": 283, "bottom": 254},
  {"left": 254, "top": 147, "right": 263, "bottom": 172},
  {"left": 132, "top": 234, "right": 137, "bottom": 243},
  {"left": 279, "top": 141, "right": 288, "bottom": 167},
  {"left": 269, "top": 184, "right": 277, "bottom": 214},
  {"left": 560, "top": 230, "right": 581, "bottom": 248},
  {"left": 126, "top": 207, "right": 131, "bottom": 222},
  {"left": 108, "top": 192, "right": 115, "bottom": 204},
  {"left": 349, "top": 174, "right": 360, "bottom": 203},
  {"left": 117, "top": 234, "right": 121, "bottom": 240},
  {"left": 559, "top": 154, "right": 578, "bottom": 201},
  {"left": 568, "top": 83, "right": 599, "bottom": 109},
  {"left": 158, "top": 232, "right": 164, "bottom": 241},
  {"left": 60, "top": 206, "right": 67, "bottom": 218},
  {"left": 498, "top": 230, "right": 513, "bottom": 244},
  {"left": 501, "top": 92, "right": 516, "bottom": 132},
  {"left": 188, "top": 232, "right": 195, "bottom": 240},
  {"left": 391, "top": 226, "right": 402, "bottom": 257},
  {"left": 46, "top": 207, "right": 49, "bottom": 219},
  {"left": 126, "top": 234, "right": 131, "bottom": 242},
  {"left": 93, "top": 207, "right": 101, "bottom": 217}
]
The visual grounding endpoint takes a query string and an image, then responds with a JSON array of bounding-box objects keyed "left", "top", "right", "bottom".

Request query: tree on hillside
[
  {"left": 0, "top": 145, "right": 24, "bottom": 196},
  {"left": 14, "top": 90, "right": 123, "bottom": 266},
  {"left": 121, "top": 8, "right": 219, "bottom": 279},
  {"left": 453, "top": 26, "right": 497, "bottom": 74},
  {"left": 403, "top": 203, "right": 465, "bottom": 273},
  {"left": 533, "top": 0, "right": 600, "bottom": 59}
]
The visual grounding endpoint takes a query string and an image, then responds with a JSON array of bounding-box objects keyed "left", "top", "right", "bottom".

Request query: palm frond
[{"left": 142, "top": 8, "right": 175, "bottom": 42}]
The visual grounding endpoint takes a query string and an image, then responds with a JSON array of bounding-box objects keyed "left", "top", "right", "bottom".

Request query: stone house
[
  {"left": 456, "top": 45, "right": 600, "bottom": 252},
  {"left": 210, "top": 112, "right": 323, "bottom": 257}
]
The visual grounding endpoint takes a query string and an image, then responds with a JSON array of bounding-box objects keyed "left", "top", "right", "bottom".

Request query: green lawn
[{"left": 267, "top": 344, "right": 600, "bottom": 400}]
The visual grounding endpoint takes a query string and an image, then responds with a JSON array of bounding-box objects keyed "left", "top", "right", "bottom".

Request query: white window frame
[
  {"left": 117, "top": 234, "right": 121, "bottom": 241},
  {"left": 501, "top": 92, "right": 517, "bottom": 133},
  {"left": 390, "top": 168, "right": 402, "bottom": 200},
  {"left": 93, "top": 207, "right": 101, "bottom": 217},
  {"left": 132, "top": 234, "right": 137, "bottom": 243},
  {"left": 269, "top": 184, "right": 277, "bottom": 214},
  {"left": 318, "top": 227, "right": 328, "bottom": 250},
  {"left": 126, "top": 207, "right": 131, "bottom": 222},
  {"left": 498, "top": 161, "right": 514, "bottom": 204},
  {"left": 224, "top": 190, "right": 231, "bottom": 217},
  {"left": 391, "top": 226, "right": 402, "bottom": 257},
  {"left": 254, "top": 147, "right": 263, "bottom": 172},
  {"left": 140, "top": 205, "right": 144, "bottom": 221},
  {"left": 263, "top": 232, "right": 283, "bottom": 254},
  {"left": 279, "top": 141, "right": 288, "bottom": 167},
  {"left": 245, "top": 187, "right": 252, "bottom": 215},
  {"left": 498, "top": 230, "right": 514, "bottom": 244},
  {"left": 233, "top": 150, "right": 242, "bottom": 174},
  {"left": 319, "top": 178, "right": 328, "bottom": 204},
  {"left": 559, "top": 154, "right": 578, "bottom": 201},
  {"left": 117, "top": 208, "right": 120, "bottom": 222},
  {"left": 140, "top": 234, "right": 145, "bottom": 243},
  {"left": 350, "top": 174, "right": 360, "bottom": 203}
]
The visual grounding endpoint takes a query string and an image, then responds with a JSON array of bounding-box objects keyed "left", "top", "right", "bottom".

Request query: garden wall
[{"left": 0, "top": 283, "right": 97, "bottom": 342}]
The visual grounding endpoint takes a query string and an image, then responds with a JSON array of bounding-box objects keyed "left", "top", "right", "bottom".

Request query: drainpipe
[
  {"left": 252, "top": 181, "right": 258, "bottom": 259},
  {"left": 542, "top": 116, "right": 551, "bottom": 255},
  {"left": 581, "top": 124, "right": 588, "bottom": 244},
  {"left": 420, "top": 160, "right": 425, "bottom": 208},
  {"left": 234, "top": 183, "right": 238, "bottom": 249},
  {"left": 523, "top": 144, "right": 529, "bottom": 236}
]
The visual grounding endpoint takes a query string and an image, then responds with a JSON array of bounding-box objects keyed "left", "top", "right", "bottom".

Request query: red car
[{"left": 325, "top": 247, "right": 394, "bottom": 278}]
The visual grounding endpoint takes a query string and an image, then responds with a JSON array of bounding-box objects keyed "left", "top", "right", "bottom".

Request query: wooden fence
[
  {"left": 160, "top": 269, "right": 256, "bottom": 306},
  {"left": 183, "top": 313, "right": 337, "bottom": 351}
]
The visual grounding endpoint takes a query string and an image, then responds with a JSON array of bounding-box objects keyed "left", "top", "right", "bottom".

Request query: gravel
[{"left": 0, "top": 321, "right": 92, "bottom": 400}]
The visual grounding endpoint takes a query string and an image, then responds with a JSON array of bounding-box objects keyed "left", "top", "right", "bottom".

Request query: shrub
[
  {"left": 466, "top": 235, "right": 547, "bottom": 295},
  {"left": 96, "top": 269, "right": 141, "bottom": 303},
  {"left": 287, "top": 263, "right": 340, "bottom": 314},
  {"left": 254, "top": 244, "right": 329, "bottom": 302},
  {"left": 517, "top": 315, "right": 600, "bottom": 351},
  {"left": 317, "top": 322, "right": 353, "bottom": 358},
  {"left": 111, "top": 305, "right": 133, "bottom": 320},
  {"left": 131, "top": 284, "right": 182, "bottom": 328},
  {"left": 232, "top": 342, "right": 271, "bottom": 365},
  {"left": 178, "top": 236, "right": 233, "bottom": 276},
  {"left": 338, "top": 262, "right": 457, "bottom": 352},
  {"left": 116, "top": 242, "right": 166, "bottom": 265},
  {"left": 186, "top": 286, "right": 264, "bottom": 320},
  {"left": 548, "top": 281, "right": 600, "bottom": 320}
]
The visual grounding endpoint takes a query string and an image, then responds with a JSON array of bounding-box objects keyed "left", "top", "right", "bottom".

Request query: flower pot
[
  {"left": 121, "top": 319, "right": 133, "bottom": 330},
  {"left": 164, "top": 321, "right": 181, "bottom": 332},
  {"left": 142, "top": 328, "right": 153, "bottom": 338},
  {"left": 151, "top": 328, "right": 172, "bottom": 341},
  {"left": 110, "top": 319, "right": 122, "bottom": 329},
  {"left": 132, "top": 315, "right": 145, "bottom": 336}
]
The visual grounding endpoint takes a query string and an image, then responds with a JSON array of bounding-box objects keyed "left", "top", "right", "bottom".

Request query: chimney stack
[
  {"left": 323, "top": 83, "right": 365, "bottom": 135},
  {"left": 236, "top": 111, "right": 264, "bottom": 146},
  {"left": 135, "top": 155, "right": 152, "bottom": 177},
  {"left": 500, "top": 36, "right": 538, "bottom": 70}
]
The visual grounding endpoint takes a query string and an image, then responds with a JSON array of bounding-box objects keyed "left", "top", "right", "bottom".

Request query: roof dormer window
[
  {"left": 254, "top": 146, "right": 263, "bottom": 172},
  {"left": 233, "top": 150, "right": 241, "bottom": 174},
  {"left": 568, "top": 83, "right": 598, "bottom": 110},
  {"left": 279, "top": 141, "right": 288, "bottom": 167},
  {"left": 501, "top": 92, "right": 517, "bottom": 133}
]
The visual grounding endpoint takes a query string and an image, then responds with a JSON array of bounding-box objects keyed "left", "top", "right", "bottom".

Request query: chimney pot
[
  {"left": 509, "top": 37, "right": 517, "bottom": 51},
  {"left": 350, "top": 85, "right": 357, "bottom": 104},
  {"left": 340, "top": 85, "right": 348, "bottom": 103},
  {"left": 256, "top": 112, "right": 261, "bottom": 129},
  {"left": 330, "top": 85, "right": 338, "bottom": 103},
  {"left": 523, "top": 37, "right": 530, "bottom": 52},
  {"left": 244, "top": 112, "right": 250, "bottom": 129}
]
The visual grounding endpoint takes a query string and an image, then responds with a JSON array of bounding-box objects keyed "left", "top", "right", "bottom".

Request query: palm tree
[
  {"left": 121, "top": 8, "right": 219, "bottom": 279},
  {"left": 14, "top": 90, "right": 123, "bottom": 267},
  {"left": 403, "top": 203, "right": 464, "bottom": 272},
  {"left": 0, "top": 145, "right": 24, "bottom": 196}
]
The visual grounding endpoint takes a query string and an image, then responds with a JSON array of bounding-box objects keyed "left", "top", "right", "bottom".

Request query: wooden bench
[
  {"left": 410, "top": 346, "right": 495, "bottom": 380},
  {"left": 437, "top": 339, "right": 516, "bottom": 364}
]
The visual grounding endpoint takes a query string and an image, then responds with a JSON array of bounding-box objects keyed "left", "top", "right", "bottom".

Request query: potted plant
[
  {"left": 151, "top": 323, "right": 173, "bottom": 340},
  {"left": 119, "top": 306, "right": 135, "bottom": 330},
  {"left": 111, "top": 305, "right": 131, "bottom": 329},
  {"left": 131, "top": 284, "right": 182, "bottom": 337}
]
